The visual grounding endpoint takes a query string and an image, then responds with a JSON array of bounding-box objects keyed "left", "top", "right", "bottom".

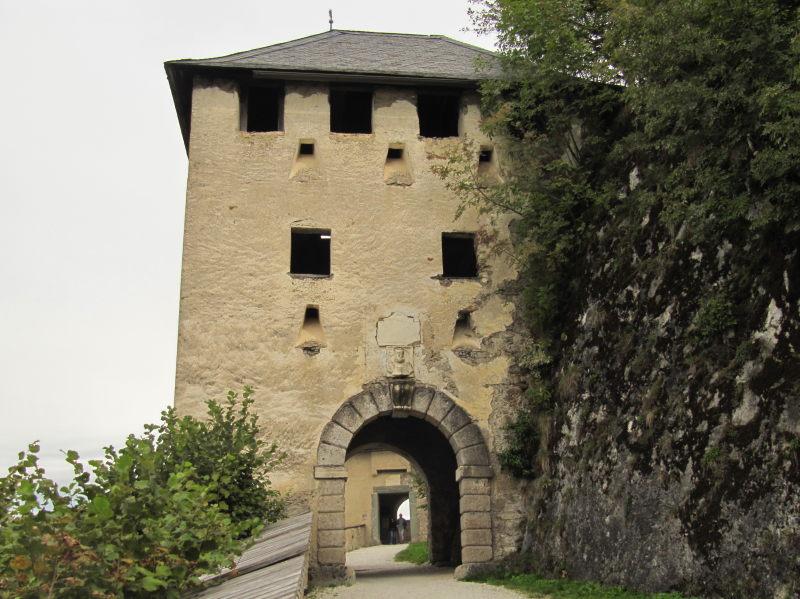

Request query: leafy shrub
[
  {"left": 690, "top": 297, "right": 737, "bottom": 349},
  {"left": 0, "top": 389, "right": 283, "bottom": 598},
  {"left": 155, "top": 387, "right": 285, "bottom": 530}
]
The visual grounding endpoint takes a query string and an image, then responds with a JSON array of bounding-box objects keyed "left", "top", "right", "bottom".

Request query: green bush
[
  {"left": 155, "top": 387, "right": 285, "bottom": 530},
  {"left": 0, "top": 388, "right": 283, "bottom": 598}
]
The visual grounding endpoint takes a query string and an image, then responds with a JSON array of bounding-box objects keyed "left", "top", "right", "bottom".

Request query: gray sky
[{"left": 0, "top": 0, "right": 495, "bottom": 484}]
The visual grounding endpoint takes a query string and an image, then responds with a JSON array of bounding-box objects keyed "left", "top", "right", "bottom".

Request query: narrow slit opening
[
  {"left": 297, "top": 305, "right": 326, "bottom": 351},
  {"left": 384, "top": 143, "right": 412, "bottom": 186},
  {"left": 452, "top": 311, "right": 479, "bottom": 349}
]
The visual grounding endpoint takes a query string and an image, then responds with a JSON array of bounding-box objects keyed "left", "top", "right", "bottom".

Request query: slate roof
[
  {"left": 167, "top": 30, "right": 499, "bottom": 81},
  {"left": 165, "top": 30, "right": 499, "bottom": 150},
  {"left": 184, "top": 511, "right": 312, "bottom": 599}
]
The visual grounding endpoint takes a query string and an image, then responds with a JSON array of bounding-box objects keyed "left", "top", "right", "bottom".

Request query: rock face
[{"left": 513, "top": 215, "right": 799, "bottom": 599}]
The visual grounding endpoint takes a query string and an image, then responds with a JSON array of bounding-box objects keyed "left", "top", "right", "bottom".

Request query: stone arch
[{"left": 312, "top": 382, "right": 493, "bottom": 582}]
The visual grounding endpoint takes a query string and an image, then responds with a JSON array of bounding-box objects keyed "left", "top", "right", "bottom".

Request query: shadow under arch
[{"left": 312, "top": 382, "right": 494, "bottom": 582}]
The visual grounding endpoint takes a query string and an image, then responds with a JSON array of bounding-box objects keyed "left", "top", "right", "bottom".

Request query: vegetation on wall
[
  {"left": 437, "top": 0, "right": 799, "bottom": 596},
  {"left": 0, "top": 388, "right": 284, "bottom": 598}
]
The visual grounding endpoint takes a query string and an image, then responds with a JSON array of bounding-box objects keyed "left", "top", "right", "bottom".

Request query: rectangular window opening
[
  {"left": 291, "top": 229, "right": 331, "bottom": 276},
  {"left": 418, "top": 92, "right": 460, "bottom": 138},
  {"left": 299, "top": 142, "right": 315, "bottom": 156},
  {"left": 243, "top": 85, "right": 283, "bottom": 132},
  {"left": 479, "top": 149, "right": 493, "bottom": 163},
  {"left": 442, "top": 233, "right": 478, "bottom": 278},
  {"left": 330, "top": 89, "right": 372, "bottom": 134},
  {"left": 387, "top": 147, "right": 403, "bottom": 160}
]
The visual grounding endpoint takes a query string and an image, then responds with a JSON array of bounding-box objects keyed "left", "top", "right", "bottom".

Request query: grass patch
[
  {"left": 394, "top": 542, "right": 428, "bottom": 565},
  {"left": 475, "top": 574, "right": 700, "bottom": 599}
]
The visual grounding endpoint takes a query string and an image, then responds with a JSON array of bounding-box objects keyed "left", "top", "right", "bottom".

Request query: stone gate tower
[{"left": 165, "top": 30, "right": 523, "bottom": 581}]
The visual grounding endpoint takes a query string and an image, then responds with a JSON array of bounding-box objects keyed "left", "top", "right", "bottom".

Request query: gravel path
[{"left": 312, "top": 544, "right": 526, "bottom": 599}]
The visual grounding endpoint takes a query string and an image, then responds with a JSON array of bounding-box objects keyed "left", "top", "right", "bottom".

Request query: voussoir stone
[
  {"left": 457, "top": 443, "right": 490, "bottom": 467},
  {"left": 426, "top": 392, "right": 454, "bottom": 425},
  {"left": 440, "top": 404, "right": 471, "bottom": 438},
  {"left": 320, "top": 420, "right": 353, "bottom": 449},
  {"left": 367, "top": 383, "right": 394, "bottom": 414},
  {"left": 451, "top": 424, "right": 486, "bottom": 452},
  {"left": 411, "top": 386, "right": 435, "bottom": 415},
  {"left": 349, "top": 391, "right": 379, "bottom": 423},
  {"left": 332, "top": 403, "right": 361, "bottom": 433}
]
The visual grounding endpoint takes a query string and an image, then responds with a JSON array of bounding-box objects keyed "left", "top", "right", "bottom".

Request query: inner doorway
[
  {"left": 342, "top": 449, "right": 426, "bottom": 549},
  {"left": 377, "top": 490, "right": 407, "bottom": 544},
  {"left": 347, "top": 416, "right": 461, "bottom": 565}
]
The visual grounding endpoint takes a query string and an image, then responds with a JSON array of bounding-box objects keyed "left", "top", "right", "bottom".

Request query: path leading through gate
[{"left": 312, "top": 544, "right": 524, "bottom": 599}]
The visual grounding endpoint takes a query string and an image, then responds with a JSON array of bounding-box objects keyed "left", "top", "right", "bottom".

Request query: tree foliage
[
  {"left": 437, "top": 0, "right": 800, "bottom": 477},
  {"left": 462, "top": 0, "right": 799, "bottom": 333},
  {"left": 0, "top": 388, "right": 284, "bottom": 598}
]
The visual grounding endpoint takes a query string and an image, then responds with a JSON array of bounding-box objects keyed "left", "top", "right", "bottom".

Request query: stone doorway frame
[
  {"left": 371, "top": 485, "right": 416, "bottom": 544},
  {"left": 313, "top": 382, "right": 493, "bottom": 581}
]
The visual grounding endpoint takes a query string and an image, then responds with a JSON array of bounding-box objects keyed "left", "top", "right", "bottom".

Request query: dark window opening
[
  {"left": 479, "top": 149, "right": 493, "bottom": 162},
  {"left": 442, "top": 233, "right": 477, "bottom": 277},
  {"left": 291, "top": 229, "right": 331, "bottom": 276},
  {"left": 299, "top": 142, "right": 314, "bottom": 155},
  {"left": 243, "top": 86, "right": 283, "bottom": 132},
  {"left": 330, "top": 89, "right": 372, "bottom": 133},
  {"left": 387, "top": 147, "right": 403, "bottom": 160},
  {"left": 418, "top": 93, "right": 460, "bottom": 137}
]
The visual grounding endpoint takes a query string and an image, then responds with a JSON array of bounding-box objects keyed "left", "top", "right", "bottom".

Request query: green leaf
[
  {"left": 141, "top": 576, "right": 166, "bottom": 591},
  {"left": 89, "top": 496, "right": 114, "bottom": 520}
]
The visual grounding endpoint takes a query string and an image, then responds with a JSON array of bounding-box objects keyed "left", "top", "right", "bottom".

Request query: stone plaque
[{"left": 376, "top": 312, "right": 420, "bottom": 347}]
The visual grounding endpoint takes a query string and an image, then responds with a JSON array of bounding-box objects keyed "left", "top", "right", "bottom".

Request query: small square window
[
  {"left": 330, "top": 89, "right": 372, "bottom": 133},
  {"left": 242, "top": 85, "right": 283, "bottom": 132},
  {"left": 418, "top": 92, "right": 460, "bottom": 137},
  {"left": 291, "top": 229, "right": 331, "bottom": 276},
  {"left": 442, "top": 233, "right": 477, "bottom": 278}
]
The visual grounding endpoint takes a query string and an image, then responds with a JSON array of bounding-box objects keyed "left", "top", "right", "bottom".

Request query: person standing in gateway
[{"left": 396, "top": 513, "right": 407, "bottom": 543}]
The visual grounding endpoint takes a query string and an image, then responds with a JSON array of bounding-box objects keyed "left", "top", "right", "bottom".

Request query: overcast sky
[{"left": 0, "top": 1, "right": 496, "bottom": 484}]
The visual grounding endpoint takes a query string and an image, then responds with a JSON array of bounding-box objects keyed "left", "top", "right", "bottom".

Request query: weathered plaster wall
[{"left": 174, "top": 77, "right": 527, "bottom": 560}]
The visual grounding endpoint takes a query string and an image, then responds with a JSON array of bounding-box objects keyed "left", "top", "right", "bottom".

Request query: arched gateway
[{"left": 312, "top": 381, "right": 494, "bottom": 582}]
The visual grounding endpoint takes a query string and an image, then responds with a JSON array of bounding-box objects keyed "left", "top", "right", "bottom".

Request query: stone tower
[{"left": 165, "top": 30, "right": 523, "bottom": 582}]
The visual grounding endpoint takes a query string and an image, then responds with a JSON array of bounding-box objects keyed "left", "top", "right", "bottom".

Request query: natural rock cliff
[{"left": 509, "top": 213, "right": 799, "bottom": 599}]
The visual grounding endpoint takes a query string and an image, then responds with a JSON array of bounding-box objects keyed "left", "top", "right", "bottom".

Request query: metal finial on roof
[{"left": 328, "top": 9, "right": 333, "bottom": 31}]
